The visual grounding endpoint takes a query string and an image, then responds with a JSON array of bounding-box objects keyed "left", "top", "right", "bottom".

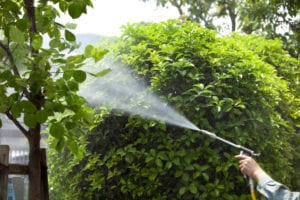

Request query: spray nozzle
[
  {"left": 197, "top": 129, "right": 260, "bottom": 157},
  {"left": 238, "top": 145, "right": 260, "bottom": 157},
  {"left": 198, "top": 129, "right": 217, "bottom": 138}
]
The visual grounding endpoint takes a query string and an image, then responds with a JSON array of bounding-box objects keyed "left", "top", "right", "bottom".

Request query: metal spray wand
[{"left": 197, "top": 129, "right": 260, "bottom": 200}]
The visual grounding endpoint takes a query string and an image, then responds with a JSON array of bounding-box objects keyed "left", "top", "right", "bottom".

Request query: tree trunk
[
  {"left": 171, "top": 0, "right": 185, "bottom": 16},
  {"left": 28, "top": 128, "right": 41, "bottom": 200},
  {"left": 0, "top": 145, "right": 9, "bottom": 200},
  {"left": 229, "top": 9, "right": 237, "bottom": 32}
]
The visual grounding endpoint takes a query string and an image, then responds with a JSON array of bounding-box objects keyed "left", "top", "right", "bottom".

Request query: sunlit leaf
[
  {"left": 32, "top": 34, "right": 43, "bottom": 50},
  {"left": 84, "top": 45, "right": 94, "bottom": 57},
  {"left": 9, "top": 26, "right": 25, "bottom": 43},
  {"left": 93, "top": 49, "right": 109, "bottom": 62},
  {"left": 94, "top": 68, "right": 112, "bottom": 77},
  {"left": 65, "top": 23, "right": 77, "bottom": 30}
]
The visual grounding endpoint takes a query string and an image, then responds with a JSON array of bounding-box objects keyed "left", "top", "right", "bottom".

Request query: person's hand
[{"left": 235, "top": 155, "right": 266, "bottom": 181}]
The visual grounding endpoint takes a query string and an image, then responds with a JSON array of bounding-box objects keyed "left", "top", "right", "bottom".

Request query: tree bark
[
  {"left": 24, "top": 1, "right": 44, "bottom": 199},
  {"left": 0, "top": 145, "right": 9, "bottom": 200},
  {"left": 28, "top": 128, "right": 41, "bottom": 200},
  {"left": 171, "top": 0, "right": 185, "bottom": 16},
  {"left": 228, "top": 8, "right": 237, "bottom": 32}
]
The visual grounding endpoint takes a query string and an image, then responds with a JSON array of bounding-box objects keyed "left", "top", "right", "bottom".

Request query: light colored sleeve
[{"left": 257, "top": 173, "right": 300, "bottom": 200}]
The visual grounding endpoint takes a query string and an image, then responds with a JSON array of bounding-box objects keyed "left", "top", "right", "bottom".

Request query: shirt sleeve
[{"left": 257, "top": 173, "right": 300, "bottom": 200}]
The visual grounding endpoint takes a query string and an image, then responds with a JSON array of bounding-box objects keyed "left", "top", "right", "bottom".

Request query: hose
[{"left": 249, "top": 178, "right": 257, "bottom": 200}]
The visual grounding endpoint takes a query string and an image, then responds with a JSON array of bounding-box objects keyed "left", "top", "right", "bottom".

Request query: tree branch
[
  {"left": 24, "top": 0, "right": 44, "bottom": 111},
  {"left": 0, "top": 41, "right": 21, "bottom": 77},
  {"left": 5, "top": 111, "right": 30, "bottom": 139},
  {"left": 24, "top": 0, "right": 37, "bottom": 33},
  {"left": 0, "top": 41, "right": 33, "bottom": 101},
  {"left": 171, "top": 0, "right": 185, "bottom": 16}
]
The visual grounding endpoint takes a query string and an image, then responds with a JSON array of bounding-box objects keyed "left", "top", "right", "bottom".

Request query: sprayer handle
[
  {"left": 239, "top": 145, "right": 260, "bottom": 157},
  {"left": 240, "top": 150, "right": 248, "bottom": 179},
  {"left": 239, "top": 151, "right": 257, "bottom": 200}
]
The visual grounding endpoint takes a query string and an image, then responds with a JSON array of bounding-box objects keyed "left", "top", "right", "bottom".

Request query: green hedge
[{"left": 49, "top": 20, "right": 300, "bottom": 200}]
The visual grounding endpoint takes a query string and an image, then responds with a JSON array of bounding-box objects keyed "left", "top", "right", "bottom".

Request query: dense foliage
[{"left": 49, "top": 20, "right": 300, "bottom": 199}]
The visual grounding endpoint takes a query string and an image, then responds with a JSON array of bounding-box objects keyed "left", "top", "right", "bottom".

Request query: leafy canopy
[{"left": 0, "top": 0, "right": 110, "bottom": 155}]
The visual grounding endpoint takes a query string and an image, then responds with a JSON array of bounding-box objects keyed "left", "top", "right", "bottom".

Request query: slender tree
[{"left": 0, "top": 0, "right": 107, "bottom": 199}]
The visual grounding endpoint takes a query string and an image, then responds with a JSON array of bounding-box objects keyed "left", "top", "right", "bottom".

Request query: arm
[{"left": 235, "top": 155, "right": 300, "bottom": 200}]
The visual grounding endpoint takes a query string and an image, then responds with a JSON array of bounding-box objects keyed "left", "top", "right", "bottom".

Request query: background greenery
[
  {"left": 142, "top": 0, "right": 300, "bottom": 59},
  {"left": 49, "top": 20, "right": 300, "bottom": 199}
]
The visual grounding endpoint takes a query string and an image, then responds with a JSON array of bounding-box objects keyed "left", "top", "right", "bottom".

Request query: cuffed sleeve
[{"left": 257, "top": 173, "right": 300, "bottom": 200}]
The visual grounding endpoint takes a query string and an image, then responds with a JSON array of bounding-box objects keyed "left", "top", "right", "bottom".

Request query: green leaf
[
  {"left": 73, "top": 70, "right": 86, "bottom": 83},
  {"left": 65, "top": 122, "right": 76, "bottom": 130},
  {"left": 179, "top": 187, "right": 186, "bottom": 196},
  {"left": 36, "top": 110, "right": 48, "bottom": 123},
  {"left": 24, "top": 113, "right": 37, "bottom": 128},
  {"left": 65, "top": 23, "right": 77, "bottom": 30},
  {"left": 145, "top": 156, "right": 154, "bottom": 163},
  {"left": 9, "top": 26, "right": 25, "bottom": 43},
  {"left": 81, "top": 108, "right": 94, "bottom": 123},
  {"left": 68, "top": 140, "right": 78, "bottom": 155},
  {"left": 165, "top": 161, "right": 172, "bottom": 169},
  {"left": 148, "top": 171, "right": 157, "bottom": 181},
  {"left": 49, "top": 123, "right": 64, "bottom": 139},
  {"left": 32, "top": 34, "right": 43, "bottom": 50},
  {"left": 175, "top": 170, "right": 183, "bottom": 178},
  {"left": 0, "top": 70, "right": 13, "bottom": 82},
  {"left": 65, "top": 30, "right": 76, "bottom": 42},
  {"left": 157, "top": 151, "right": 168, "bottom": 160},
  {"left": 95, "top": 68, "right": 111, "bottom": 77},
  {"left": 16, "top": 18, "right": 29, "bottom": 31},
  {"left": 84, "top": 45, "right": 94, "bottom": 58},
  {"left": 0, "top": 102, "right": 8, "bottom": 113},
  {"left": 20, "top": 101, "right": 37, "bottom": 113},
  {"left": 11, "top": 103, "right": 22, "bottom": 118},
  {"left": 0, "top": 119, "right": 2, "bottom": 128},
  {"left": 176, "top": 149, "right": 186, "bottom": 157},
  {"left": 155, "top": 158, "right": 163, "bottom": 167},
  {"left": 202, "top": 173, "right": 209, "bottom": 181},
  {"left": 59, "top": 1, "right": 68, "bottom": 12},
  {"left": 68, "top": 80, "right": 79, "bottom": 91},
  {"left": 49, "top": 38, "right": 62, "bottom": 49},
  {"left": 15, "top": 79, "right": 27, "bottom": 87},
  {"left": 68, "top": 3, "right": 82, "bottom": 19},
  {"left": 192, "top": 171, "right": 201, "bottom": 179},
  {"left": 67, "top": 54, "right": 84, "bottom": 64},
  {"left": 93, "top": 49, "right": 109, "bottom": 62},
  {"left": 189, "top": 183, "right": 198, "bottom": 194},
  {"left": 55, "top": 137, "right": 66, "bottom": 152}
]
